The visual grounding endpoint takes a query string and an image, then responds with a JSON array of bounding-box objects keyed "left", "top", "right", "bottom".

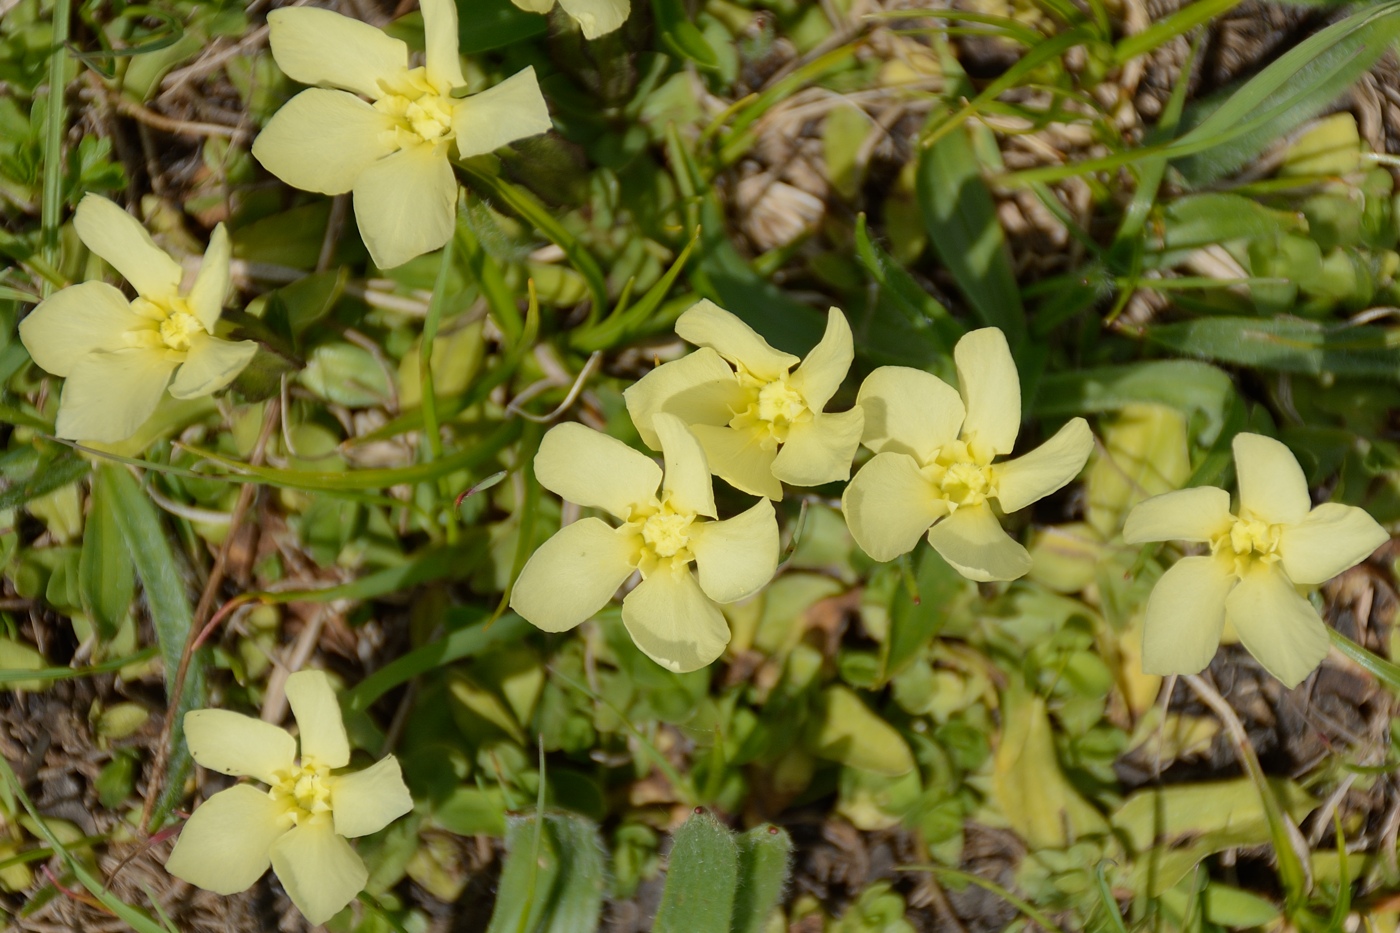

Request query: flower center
[
  {"left": 130, "top": 296, "right": 204, "bottom": 354},
  {"left": 374, "top": 68, "right": 455, "bottom": 148},
  {"left": 1213, "top": 516, "right": 1282, "bottom": 576},
  {"left": 923, "top": 439, "right": 997, "bottom": 509},
  {"left": 269, "top": 759, "right": 333, "bottom": 826},
  {"left": 641, "top": 509, "right": 693, "bottom": 559},
  {"left": 729, "top": 375, "right": 811, "bottom": 445}
]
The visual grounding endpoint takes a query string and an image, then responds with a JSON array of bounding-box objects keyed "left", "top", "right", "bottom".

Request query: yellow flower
[
  {"left": 18, "top": 195, "right": 255, "bottom": 444},
  {"left": 510, "top": 0, "right": 630, "bottom": 38},
  {"left": 1123, "top": 432, "right": 1388, "bottom": 688},
  {"left": 624, "top": 300, "right": 864, "bottom": 500},
  {"left": 252, "top": 0, "right": 552, "bottom": 269},
  {"left": 165, "top": 670, "right": 413, "bottom": 926},
  {"left": 841, "top": 327, "right": 1092, "bottom": 581},
  {"left": 509, "top": 413, "right": 779, "bottom": 672}
]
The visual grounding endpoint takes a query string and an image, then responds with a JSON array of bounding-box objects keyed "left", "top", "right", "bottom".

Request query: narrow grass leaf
[
  {"left": 1148, "top": 316, "right": 1400, "bottom": 378},
  {"left": 486, "top": 813, "right": 562, "bottom": 933}
]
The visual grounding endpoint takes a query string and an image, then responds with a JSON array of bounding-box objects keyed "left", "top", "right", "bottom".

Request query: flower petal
[
  {"left": 451, "top": 67, "right": 553, "bottom": 159},
  {"left": 1122, "top": 486, "right": 1236, "bottom": 545},
  {"left": 1139, "top": 555, "right": 1233, "bottom": 676},
  {"left": 352, "top": 140, "right": 457, "bottom": 269},
  {"left": 183, "top": 709, "right": 296, "bottom": 782},
  {"left": 169, "top": 334, "right": 257, "bottom": 399},
  {"left": 269, "top": 815, "right": 368, "bottom": 927},
  {"left": 510, "top": 517, "right": 639, "bottom": 632},
  {"left": 266, "top": 7, "right": 408, "bottom": 98},
  {"left": 253, "top": 89, "right": 398, "bottom": 196},
  {"left": 856, "top": 366, "right": 964, "bottom": 463},
  {"left": 954, "top": 327, "right": 1020, "bottom": 457},
  {"left": 841, "top": 452, "right": 948, "bottom": 562},
  {"left": 512, "top": 0, "right": 557, "bottom": 11},
  {"left": 73, "top": 195, "right": 183, "bottom": 302},
  {"left": 788, "top": 307, "right": 853, "bottom": 414},
  {"left": 421, "top": 0, "right": 465, "bottom": 91},
  {"left": 623, "top": 347, "right": 746, "bottom": 450},
  {"left": 187, "top": 224, "right": 230, "bottom": 332},
  {"left": 674, "top": 300, "right": 799, "bottom": 381},
  {"left": 17, "top": 282, "right": 140, "bottom": 377},
  {"left": 689, "top": 499, "right": 779, "bottom": 603},
  {"left": 689, "top": 424, "right": 782, "bottom": 500},
  {"left": 1233, "top": 433, "right": 1310, "bottom": 525},
  {"left": 1226, "top": 563, "right": 1331, "bottom": 688},
  {"left": 1280, "top": 502, "right": 1388, "bottom": 586},
  {"left": 285, "top": 669, "right": 350, "bottom": 769},
  {"left": 993, "top": 417, "right": 1093, "bottom": 514},
  {"left": 655, "top": 413, "right": 716, "bottom": 519},
  {"left": 55, "top": 348, "right": 178, "bottom": 443},
  {"left": 622, "top": 563, "right": 729, "bottom": 672},
  {"left": 925, "top": 501, "right": 1031, "bottom": 582},
  {"left": 771, "top": 408, "right": 864, "bottom": 487},
  {"left": 534, "top": 422, "right": 660, "bottom": 520},
  {"left": 165, "top": 785, "right": 287, "bottom": 895},
  {"left": 557, "top": 0, "right": 631, "bottom": 38},
  {"left": 330, "top": 756, "right": 414, "bottom": 838}
]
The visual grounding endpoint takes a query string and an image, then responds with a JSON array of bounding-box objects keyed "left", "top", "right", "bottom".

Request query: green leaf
[
  {"left": 732, "top": 825, "right": 792, "bottom": 933},
  {"left": 1034, "top": 360, "right": 1235, "bottom": 444},
  {"left": 654, "top": 810, "right": 740, "bottom": 933},
  {"left": 78, "top": 467, "right": 134, "bottom": 643},
  {"left": 103, "top": 466, "right": 204, "bottom": 830},
  {"left": 854, "top": 213, "right": 963, "bottom": 356},
  {"left": 485, "top": 812, "right": 606, "bottom": 933},
  {"left": 1147, "top": 316, "right": 1400, "bottom": 379},
  {"left": 653, "top": 0, "right": 718, "bottom": 67},
  {"left": 0, "top": 451, "right": 89, "bottom": 512},
  {"left": 456, "top": 0, "right": 548, "bottom": 54},
  {"left": 881, "top": 549, "right": 970, "bottom": 682}
]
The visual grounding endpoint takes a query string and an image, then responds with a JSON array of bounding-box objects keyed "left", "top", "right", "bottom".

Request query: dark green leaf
[{"left": 78, "top": 466, "right": 134, "bottom": 643}]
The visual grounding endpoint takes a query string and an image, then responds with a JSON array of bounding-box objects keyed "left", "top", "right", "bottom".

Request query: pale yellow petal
[
  {"left": 1122, "top": 486, "right": 1235, "bottom": 545},
  {"left": 1226, "top": 563, "right": 1330, "bottom": 688},
  {"left": 73, "top": 195, "right": 182, "bottom": 302},
  {"left": 856, "top": 366, "right": 964, "bottom": 463},
  {"left": 183, "top": 709, "right": 296, "bottom": 782},
  {"left": 17, "top": 282, "right": 140, "bottom": 377},
  {"left": 510, "top": 518, "right": 638, "bottom": 632},
  {"left": 1140, "top": 555, "right": 1233, "bottom": 676},
  {"left": 689, "top": 423, "right": 782, "bottom": 500},
  {"left": 421, "top": 0, "right": 465, "bottom": 91},
  {"left": 925, "top": 501, "right": 1031, "bottom": 582},
  {"left": 253, "top": 89, "right": 398, "bottom": 196},
  {"left": 689, "top": 499, "right": 779, "bottom": 603},
  {"left": 993, "top": 417, "right": 1093, "bottom": 514},
  {"left": 1233, "top": 433, "right": 1310, "bottom": 525},
  {"left": 168, "top": 334, "right": 256, "bottom": 400},
  {"left": 622, "top": 347, "right": 746, "bottom": 450},
  {"left": 55, "top": 348, "right": 178, "bottom": 443},
  {"left": 557, "top": 0, "right": 631, "bottom": 37},
  {"left": 841, "top": 452, "right": 947, "bottom": 562},
  {"left": 655, "top": 414, "right": 716, "bottom": 518},
  {"left": 269, "top": 815, "right": 367, "bottom": 927},
  {"left": 330, "top": 756, "right": 414, "bottom": 838},
  {"left": 534, "top": 422, "right": 661, "bottom": 520},
  {"left": 1280, "top": 502, "right": 1388, "bottom": 586},
  {"left": 788, "top": 307, "right": 853, "bottom": 414},
  {"left": 451, "top": 67, "right": 553, "bottom": 159},
  {"left": 512, "top": 0, "right": 557, "bottom": 11},
  {"left": 187, "top": 224, "right": 230, "bottom": 331},
  {"left": 771, "top": 408, "right": 863, "bottom": 487},
  {"left": 352, "top": 140, "right": 456, "bottom": 269},
  {"left": 266, "top": 7, "right": 408, "bottom": 98},
  {"left": 165, "top": 785, "right": 287, "bottom": 895},
  {"left": 285, "top": 669, "right": 350, "bottom": 769},
  {"left": 674, "top": 300, "right": 799, "bottom": 381},
  {"left": 621, "top": 563, "right": 729, "bottom": 672},
  {"left": 954, "top": 327, "right": 1020, "bottom": 457}
]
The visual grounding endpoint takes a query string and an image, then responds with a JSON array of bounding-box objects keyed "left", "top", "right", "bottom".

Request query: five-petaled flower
[
  {"left": 841, "top": 327, "right": 1092, "bottom": 581},
  {"left": 165, "top": 670, "right": 414, "bottom": 926},
  {"left": 509, "top": 0, "right": 630, "bottom": 38},
  {"left": 1123, "top": 432, "right": 1388, "bottom": 688},
  {"left": 624, "top": 300, "right": 864, "bottom": 501},
  {"left": 18, "top": 195, "right": 256, "bottom": 443},
  {"left": 509, "top": 414, "right": 779, "bottom": 672},
  {"left": 252, "top": 0, "right": 552, "bottom": 269}
]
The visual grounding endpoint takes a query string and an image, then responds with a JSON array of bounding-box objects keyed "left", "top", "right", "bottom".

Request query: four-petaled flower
[
  {"left": 841, "top": 328, "right": 1093, "bottom": 581},
  {"left": 165, "top": 670, "right": 414, "bottom": 926},
  {"left": 252, "top": 0, "right": 552, "bottom": 269},
  {"left": 18, "top": 195, "right": 256, "bottom": 443},
  {"left": 509, "top": 0, "right": 630, "bottom": 38},
  {"left": 1123, "top": 432, "right": 1388, "bottom": 688},
  {"left": 509, "top": 413, "right": 779, "bottom": 672},
  {"left": 624, "top": 300, "right": 864, "bottom": 501}
]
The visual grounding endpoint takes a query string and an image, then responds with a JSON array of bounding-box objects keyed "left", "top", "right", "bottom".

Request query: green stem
[
  {"left": 41, "top": 0, "right": 72, "bottom": 297},
  {"left": 421, "top": 220, "right": 458, "bottom": 542}
]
